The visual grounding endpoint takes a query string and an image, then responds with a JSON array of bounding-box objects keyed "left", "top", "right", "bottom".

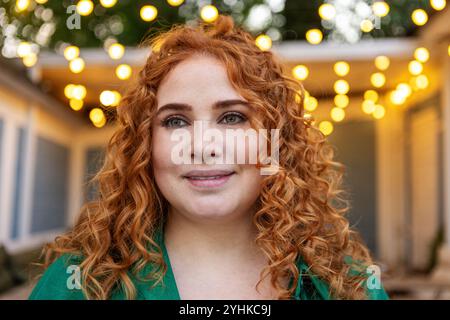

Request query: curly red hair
[{"left": 41, "top": 15, "right": 372, "bottom": 300}]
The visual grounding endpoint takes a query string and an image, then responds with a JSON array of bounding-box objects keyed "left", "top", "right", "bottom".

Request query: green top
[{"left": 29, "top": 226, "right": 388, "bottom": 300}]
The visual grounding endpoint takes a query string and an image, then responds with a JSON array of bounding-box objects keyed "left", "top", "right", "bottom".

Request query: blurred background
[{"left": 0, "top": 0, "right": 450, "bottom": 300}]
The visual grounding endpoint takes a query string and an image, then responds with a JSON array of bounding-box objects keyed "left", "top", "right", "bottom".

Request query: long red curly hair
[{"left": 40, "top": 15, "right": 372, "bottom": 300}]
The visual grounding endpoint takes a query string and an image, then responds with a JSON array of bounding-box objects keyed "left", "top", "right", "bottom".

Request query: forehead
[{"left": 156, "top": 54, "right": 244, "bottom": 108}]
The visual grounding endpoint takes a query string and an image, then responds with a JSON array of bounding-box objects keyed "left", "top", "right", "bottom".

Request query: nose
[{"left": 191, "top": 120, "right": 224, "bottom": 165}]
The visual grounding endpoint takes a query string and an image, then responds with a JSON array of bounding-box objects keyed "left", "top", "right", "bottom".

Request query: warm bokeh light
[
  {"left": 35, "top": 0, "right": 48, "bottom": 3},
  {"left": 331, "top": 107, "right": 345, "bottom": 122},
  {"left": 334, "top": 94, "right": 349, "bottom": 108},
  {"left": 22, "top": 53, "right": 37, "bottom": 67},
  {"left": 115, "top": 64, "right": 132, "bottom": 80},
  {"left": 306, "top": 29, "right": 323, "bottom": 45},
  {"left": 292, "top": 65, "right": 309, "bottom": 81},
  {"left": 334, "top": 79, "right": 350, "bottom": 95},
  {"left": 430, "top": 0, "right": 447, "bottom": 11},
  {"left": 318, "top": 3, "right": 336, "bottom": 20},
  {"left": 360, "top": 20, "right": 374, "bottom": 33},
  {"left": 304, "top": 96, "right": 318, "bottom": 111},
  {"left": 319, "top": 121, "right": 334, "bottom": 136},
  {"left": 371, "top": 72, "right": 386, "bottom": 88},
  {"left": 415, "top": 74, "right": 430, "bottom": 89},
  {"left": 255, "top": 34, "right": 272, "bottom": 51},
  {"left": 140, "top": 5, "right": 158, "bottom": 22},
  {"left": 334, "top": 61, "right": 350, "bottom": 77},
  {"left": 76, "top": 0, "right": 94, "bottom": 16},
  {"left": 100, "top": 0, "right": 117, "bottom": 8},
  {"left": 90, "top": 108, "right": 105, "bottom": 124},
  {"left": 108, "top": 43, "right": 125, "bottom": 60},
  {"left": 17, "top": 41, "right": 31, "bottom": 58},
  {"left": 408, "top": 60, "right": 423, "bottom": 75},
  {"left": 200, "top": 5, "right": 219, "bottom": 23},
  {"left": 167, "top": 0, "right": 184, "bottom": 6},
  {"left": 64, "top": 46, "right": 80, "bottom": 61},
  {"left": 375, "top": 56, "right": 390, "bottom": 71},
  {"left": 100, "top": 90, "right": 115, "bottom": 107},
  {"left": 15, "top": 0, "right": 30, "bottom": 12},
  {"left": 373, "top": 104, "right": 386, "bottom": 119},
  {"left": 364, "top": 90, "right": 379, "bottom": 102},
  {"left": 414, "top": 47, "right": 430, "bottom": 63},
  {"left": 69, "top": 57, "right": 85, "bottom": 73},
  {"left": 362, "top": 100, "right": 376, "bottom": 114},
  {"left": 69, "top": 99, "right": 84, "bottom": 111},
  {"left": 389, "top": 90, "right": 407, "bottom": 105},
  {"left": 372, "top": 1, "right": 390, "bottom": 17},
  {"left": 397, "top": 83, "right": 412, "bottom": 98},
  {"left": 412, "top": 9, "right": 428, "bottom": 26}
]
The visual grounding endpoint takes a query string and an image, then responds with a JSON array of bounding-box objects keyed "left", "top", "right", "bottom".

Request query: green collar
[{"left": 131, "top": 225, "right": 331, "bottom": 300}]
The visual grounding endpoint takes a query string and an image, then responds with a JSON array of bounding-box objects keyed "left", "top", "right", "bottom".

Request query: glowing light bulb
[
  {"left": 331, "top": 107, "right": 345, "bottom": 122},
  {"left": 362, "top": 100, "right": 376, "bottom": 114},
  {"left": 334, "top": 94, "right": 349, "bottom": 108},
  {"left": 108, "top": 43, "right": 124, "bottom": 60},
  {"left": 372, "top": 1, "right": 390, "bottom": 17},
  {"left": 304, "top": 96, "right": 318, "bottom": 112},
  {"left": 76, "top": 0, "right": 94, "bottom": 16},
  {"left": 334, "top": 80, "right": 350, "bottom": 95},
  {"left": 412, "top": 9, "right": 428, "bottom": 26},
  {"left": 167, "top": 0, "right": 184, "bottom": 6},
  {"left": 255, "top": 34, "right": 272, "bottom": 51},
  {"left": 371, "top": 72, "right": 386, "bottom": 88},
  {"left": 364, "top": 90, "right": 379, "bottom": 102},
  {"left": 115, "top": 64, "right": 132, "bottom": 80},
  {"left": 334, "top": 61, "right": 350, "bottom": 77},
  {"left": 414, "top": 47, "right": 430, "bottom": 63},
  {"left": 64, "top": 46, "right": 80, "bottom": 61},
  {"left": 306, "top": 29, "right": 323, "bottom": 45},
  {"left": 430, "top": 0, "right": 446, "bottom": 11},
  {"left": 15, "top": 0, "right": 30, "bottom": 12},
  {"left": 319, "top": 121, "right": 333, "bottom": 136},
  {"left": 319, "top": 4, "right": 336, "bottom": 20},
  {"left": 90, "top": 108, "right": 105, "bottom": 124},
  {"left": 360, "top": 20, "right": 374, "bottom": 33},
  {"left": 200, "top": 5, "right": 219, "bottom": 23},
  {"left": 408, "top": 60, "right": 423, "bottom": 75},
  {"left": 292, "top": 65, "right": 309, "bottom": 81},
  {"left": 100, "top": 0, "right": 117, "bottom": 8},
  {"left": 375, "top": 56, "right": 390, "bottom": 71},
  {"left": 69, "top": 57, "right": 85, "bottom": 73},
  {"left": 69, "top": 99, "right": 84, "bottom": 111},
  {"left": 373, "top": 104, "right": 385, "bottom": 119},
  {"left": 140, "top": 5, "right": 158, "bottom": 22},
  {"left": 22, "top": 53, "right": 37, "bottom": 67}
]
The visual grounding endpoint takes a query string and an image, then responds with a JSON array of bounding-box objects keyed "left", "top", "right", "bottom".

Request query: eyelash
[{"left": 161, "top": 112, "right": 248, "bottom": 128}]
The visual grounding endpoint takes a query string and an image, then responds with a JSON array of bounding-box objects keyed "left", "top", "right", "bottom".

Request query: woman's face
[{"left": 152, "top": 54, "right": 263, "bottom": 222}]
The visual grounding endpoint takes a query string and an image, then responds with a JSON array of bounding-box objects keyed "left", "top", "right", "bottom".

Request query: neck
[{"left": 164, "top": 206, "right": 262, "bottom": 259}]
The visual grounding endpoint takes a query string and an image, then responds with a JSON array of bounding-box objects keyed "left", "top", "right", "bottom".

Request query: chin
[{"left": 186, "top": 198, "right": 241, "bottom": 221}]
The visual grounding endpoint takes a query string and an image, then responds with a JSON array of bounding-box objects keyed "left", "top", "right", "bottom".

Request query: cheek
[{"left": 151, "top": 127, "right": 175, "bottom": 173}]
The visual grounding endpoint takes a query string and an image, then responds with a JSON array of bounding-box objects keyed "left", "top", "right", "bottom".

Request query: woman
[{"left": 30, "top": 15, "right": 388, "bottom": 300}]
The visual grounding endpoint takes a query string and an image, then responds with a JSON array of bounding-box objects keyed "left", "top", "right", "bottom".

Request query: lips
[{"left": 182, "top": 170, "right": 235, "bottom": 188}]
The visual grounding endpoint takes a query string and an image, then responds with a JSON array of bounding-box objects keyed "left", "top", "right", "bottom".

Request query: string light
[
  {"left": 408, "top": 60, "right": 423, "bottom": 75},
  {"left": 334, "top": 80, "right": 350, "bottom": 95},
  {"left": 35, "top": 0, "right": 48, "bottom": 4},
  {"left": 415, "top": 74, "right": 429, "bottom": 89},
  {"left": 414, "top": 47, "right": 430, "bottom": 63},
  {"left": 100, "top": 0, "right": 117, "bottom": 8},
  {"left": 331, "top": 107, "right": 345, "bottom": 122},
  {"left": 304, "top": 96, "right": 318, "bottom": 111},
  {"left": 373, "top": 105, "right": 386, "bottom": 119},
  {"left": 22, "top": 53, "right": 37, "bottom": 67},
  {"left": 140, "top": 5, "right": 158, "bottom": 22},
  {"left": 200, "top": 5, "right": 219, "bottom": 23},
  {"left": 362, "top": 100, "right": 376, "bottom": 114},
  {"left": 318, "top": 3, "right": 336, "bottom": 20},
  {"left": 255, "top": 34, "right": 272, "bottom": 51},
  {"left": 371, "top": 72, "right": 386, "bottom": 88},
  {"left": 396, "top": 83, "right": 412, "bottom": 98},
  {"left": 167, "top": 0, "right": 184, "bottom": 6},
  {"left": 17, "top": 42, "right": 32, "bottom": 58},
  {"left": 430, "top": 0, "right": 446, "bottom": 11},
  {"left": 69, "top": 99, "right": 83, "bottom": 111},
  {"left": 372, "top": 1, "right": 390, "bottom": 17},
  {"left": 15, "top": 0, "right": 30, "bottom": 12},
  {"left": 93, "top": 117, "right": 107, "bottom": 128},
  {"left": 90, "top": 108, "right": 105, "bottom": 125},
  {"left": 360, "top": 20, "right": 374, "bottom": 33},
  {"left": 319, "top": 121, "right": 334, "bottom": 136},
  {"left": 115, "top": 64, "right": 132, "bottom": 80},
  {"left": 334, "top": 61, "right": 350, "bottom": 77},
  {"left": 334, "top": 94, "right": 349, "bottom": 108},
  {"left": 364, "top": 90, "right": 379, "bottom": 102},
  {"left": 412, "top": 9, "right": 428, "bottom": 26},
  {"left": 108, "top": 43, "right": 124, "bottom": 60},
  {"left": 292, "top": 65, "right": 309, "bottom": 81},
  {"left": 76, "top": 0, "right": 94, "bottom": 16},
  {"left": 389, "top": 90, "right": 406, "bottom": 105},
  {"left": 306, "top": 29, "right": 323, "bottom": 45},
  {"left": 100, "top": 90, "right": 115, "bottom": 106},
  {"left": 375, "top": 56, "right": 390, "bottom": 71},
  {"left": 64, "top": 46, "right": 80, "bottom": 61},
  {"left": 69, "top": 57, "right": 85, "bottom": 73}
]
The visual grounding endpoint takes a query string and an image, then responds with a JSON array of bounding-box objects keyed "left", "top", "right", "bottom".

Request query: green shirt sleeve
[{"left": 29, "top": 254, "right": 86, "bottom": 300}]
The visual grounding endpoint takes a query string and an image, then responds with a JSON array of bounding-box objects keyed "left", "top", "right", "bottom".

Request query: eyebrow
[{"left": 155, "top": 99, "right": 251, "bottom": 116}]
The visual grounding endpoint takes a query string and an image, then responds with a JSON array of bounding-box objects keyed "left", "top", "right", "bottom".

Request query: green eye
[
  {"left": 163, "top": 117, "right": 189, "bottom": 128},
  {"left": 220, "top": 112, "right": 246, "bottom": 125}
]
